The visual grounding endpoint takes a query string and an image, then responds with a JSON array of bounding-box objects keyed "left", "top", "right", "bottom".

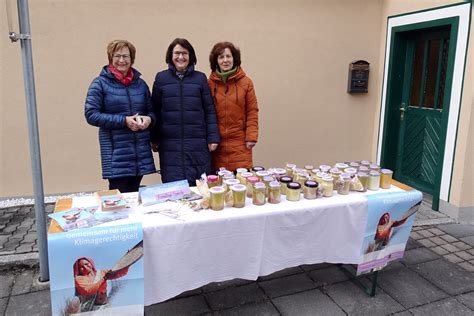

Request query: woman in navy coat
[
  {"left": 85, "top": 40, "right": 156, "bottom": 192},
  {"left": 151, "top": 38, "right": 220, "bottom": 185}
]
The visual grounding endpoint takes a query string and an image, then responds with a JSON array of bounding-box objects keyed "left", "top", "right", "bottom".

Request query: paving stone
[
  {"left": 401, "top": 247, "right": 439, "bottom": 265},
  {"left": 0, "top": 298, "right": 6, "bottom": 316},
  {"left": 456, "top": 291, "right": 474, "bottom": 310},
  {"left": 31, "top": 271, "right": 49, "bottom": 292},
  {"left": 308, "top": 266, "right": 349, "bottom": 287},
  {"left": 2, "top": 224, "right": 19, "bottom": 234},
  {"left": 6, "top": 290, "right": 51, "bottom": 316},
  {"left": 11, "top": 269, "right": 34, "bottom": 295},
  {"left": 460, "top": 236, "right": 474, "bottom": 247},
  {"left": 145, "top": 295, "right": 209, "bottom": 315},
  {"left": 300, "top": 262, "right": 332, "bottom": 272},
  {"left": 273, "top": 288, "right": 345, "bottom": 316},
  {"left": 409, "top": 297, "right": 473, "bottom": 315},
  {"left": 431, "top": 246, "right": 450, "bottom": 256},
  {"left": 440, "top": 234, "right": 458, "bottom": 243},
  {"left": 453, "top": 241, "right": 471, "bottom": 251},
  {"left": 377, "top": 266, "right": 448, "bottom": 308},
  {"left": 0, "top": 235, "right": 9, "bottom": 248},
  {"left": 203, "top": 278, "right": 254, "bottom": 293},
  {"left": 259, "top": 266, "right": 303, "bottom": 281},
  {"left": 441, "top": 243, "right": 460, "bottom": 253},
  {"left": 406, "top": 238, "right": 422, "bottom": 250},
  {"left": 15, "top": 243, "right": 34, "bottom": 254},
  {"left": 444, "top": 254, "right": 464, "bottom": 264},
  {"left": 259, "top": 273, "right": 315, "bottom": 298},
  {"left": 418, "top": 230, "right": 435, "bottom": 238},
  {"left": 410, "top": 231, "right": 423, "bottom": 240},
  {"left": 429, "top": 236, "right": 447, "bottom": 246},
  {"left": 1, "top": 240, "right": 19, "bottom": 251},
  {"left": 0, "top": 274, "right": 14, "bottom": 298},
  {"left": 427, "top": 228, "right": 445, "bottom": 236},
  {"left": 458, "top": 262, "right": 474, "bottom": 272},
  {"left": 205, "top": 283, "right": 266, "bottom": 310},
  {"left": 455, "top": 251, "right": 474, "bottom": 261},
  {"left": 174, "top": 287, "right": 202, "bottom": 299},
  {"left": 438, "top": 224, "right": 474, "bottom": 238},
  {"left": 418, "top": 238, "right": 436, "bottom": 248},
  {"left": 468, "top": 249, "right": 474, "bottom": 256},
  {"left": 413, "top": 258, "right": 474, "bottom": 295},
  {"left": 326, "top": 280, "right": 404, "bottom": 315},
  {"left": 22, "top": 234, "right": 37, "bottom": 243},
  {"left": 214, "top": 301, "right": 279, "bottom": 316}
]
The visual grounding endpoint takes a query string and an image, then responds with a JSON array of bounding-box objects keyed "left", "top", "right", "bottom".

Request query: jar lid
[
  {"left": 360, "top": 160, "right": 371, "bottom": 165},
  {"left": 344, "top": 167, "right": 357, "bottom": 174},
  {"left": 381, "top": 169, "right": 393, "bottom": 174},
  {"left": 316, "top": 172, "right": 328, "bottom": 177},
  {"left": 322, "top": 176, "right": 334, "bottom": 181},
  {"left": 340, "top": 173, "right": 351, "bottom": 180},
  {"left": 359, "top": 166, "right": 369, "bottom": 172},
  {"left": 369, "top": 170, "right": 381, "bottom": 176},
  {"left": 287, "top": 182, "right": 301, "bottom": 189},
  {"left": 304, "top": 180, "right": 318, "bottom": 187},
  {"left": 256, "top": 170, "right": 270, "bottom": 177},
  {"left": 269, "top": 181, "right": 281, "bottom": 188},
  {"left": 357, "top": 171, "right": 368, "bottom": 177},
  {"left": 311, "top": 168, "right": 320, "bottom": 174},
  {"left": 241, "top": 172, "right": 254, "bottom": 178},
  {"left": 223, "top": 173, "right": 235, "bottom": 180},
  {"left": 369, "top": 164, "right": 380, "bottom": 169},
  {"left": 247, "top": 176, "right": 259, "bottom": 183},
  {"left": 218, "top": 170, "right": 232, "bottom": 176},
  {"left": 254, "top": 182, "right": 266, "bottom": 189},
  {"left": 350, "top": 162, "right": 360, "bottom": 167},
  {"left": 225, "top": 179, "right": 240, "bottom": 186},
  {"left": 236, "top": 168, "right": 248, "bottom": 173},
  {"left": 208, "top": 175, "right": 218, "bottom": 181},
  {"left": 209, "top": 186, "right": 225, "bottom": 193},
  {"left": 319, "top": 164, "right": 331, "bottom": 171},
  {"left": 330, "top": 168, "right": 341, "bottom": 174},
  {"left": 230, "top": 184, "right": 246, "bottom": 192},
  {"left": 263, "top": 176, "right": 274, "bottom": 182},
  {"left": 286, "top": 163, "right": 296, "bottom": 168},
  {"left": 252, "top": 166, "right": 265, "bottom": 172},
  {"left": 273, "top": 168, "right": 287, "bottom": 175},
  {"left": 335, "top": 163, "right": 349, "bottom": 169},
  {"left": 304, "top": 165, "right": 314, "bottom": 170},
  {"left": 280, "top": 176, "right": 293, "bottom": 183}
]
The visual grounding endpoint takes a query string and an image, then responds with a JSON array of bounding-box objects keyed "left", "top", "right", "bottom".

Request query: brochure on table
[
  {"left": 48, "top": 223, "right": 144, "bottom": 316},
  {"left": 357, "top": 190, "right": 423, "bottom": 275}
]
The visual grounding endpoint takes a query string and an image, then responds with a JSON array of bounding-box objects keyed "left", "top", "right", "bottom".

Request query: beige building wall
[
  {"left": 1, "top": 0, "right": 384, "bottom": 197},
  {"left": 1, "top": 0, "right": 471, "bottom": 214}
]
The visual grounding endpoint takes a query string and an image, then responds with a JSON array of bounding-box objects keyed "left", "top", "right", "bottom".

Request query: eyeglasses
[
  {"left": 173, "top": 51, "right": 189, "bottom": 57},
  {"left": 113, "top": 54, "right": 131, "bottom": 60}
]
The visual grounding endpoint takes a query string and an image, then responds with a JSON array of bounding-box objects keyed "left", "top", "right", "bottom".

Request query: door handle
[{"left": 400, "top": 103, "right": 406, "bottom": 121}]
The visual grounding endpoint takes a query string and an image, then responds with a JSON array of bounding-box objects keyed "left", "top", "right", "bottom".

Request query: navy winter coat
[
  {"left": 85, "top": 66, "right": 156, "bottom": 179},
  {"left": 151, "top": 65, "right": 220, "bottom": 185}
]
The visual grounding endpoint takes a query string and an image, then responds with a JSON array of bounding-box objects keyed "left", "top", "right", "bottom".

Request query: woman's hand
[
  {"left": 246, "top": 142, "right": 256, "bottom": 149},
  {"left": 208, "top": 143, "right": 218, "bottom": 152},
  {"left": 137, "top": 116, "right": 152, "bottom": 130},
  {"left": 125, "top": 116, "right": 140, "bottom": 131}
]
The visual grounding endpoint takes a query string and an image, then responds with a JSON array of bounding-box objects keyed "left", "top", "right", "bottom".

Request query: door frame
[{"left": 377, "top": 2, "right": 471, "bottom": 209}]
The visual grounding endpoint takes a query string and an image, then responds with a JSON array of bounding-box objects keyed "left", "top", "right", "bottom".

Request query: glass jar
[
  {"left": 337, "top": 173, "right": 351, "bottom": 195},
  {"left": 224, "top": 179, "right": 240, "bottom": 193},
  {"left": 335, "top": 162, "right": 349, "bottom": 171},
  {"left": 272, "top": 168, "right": 287, "bottom": 181},
  {"left": 295, "top": 171, "right": 309, "bottom": 189},
  {"left": 304, "top": 165, "right": 314, "bottom": 172},
  {"left": 209, "top": 186, "right": 225, "bottom": 211},
  {"left": 246, "top": 176, "right": 259, "bottom": 198},
  {"left": 357, "top": 172, "right": 369, "bottom": 192},
  {"left": 207, "top": 175, "right": 219, "bottom": 188},
  {"left": 344, "top": 167, "right": 357, "bottom": 177},
  {"left": 279, "top": 176, "right": 293, "bottom": 195},
  {"left": 360, "top": 160, "right": 371, "bottom": 168},
  {"left": 358, "top": 166, "right": 370, "bottom": 174},
  {"left": 380, "top": 169, "right": 393, "bottom": 189},
  {"left": 330, "top": 168, "right": 342, "bottom": 188},
  {"left": 285, "top": 163, "right": 296, "bottom": 176},
  {"left": 263, "top": 175, "right": 275, "bottom": 196},
  {"left": 235, "top": 168, "right": 248, "bottom": 183},
  {"left": 255, "top": 170, "right": 270, "bottom": 181},
  {"left": 251, "top": 166, "right": 265, "bottom": 175},
  {"left": 315, "top": 172, "right": 327, "bottom": 184},
  {"left": 286, "top": 182, "right": 301, "bottom": 201},
  {"left": 319, "top": 164, "right": 331, "bottom": 173},
  {"left": 253, "top": 182, "right": 266, "bottom": 206},
  {"left": 268, "top": 181, "right": 281, "bottom": 204},
  {"left": 369, "top": 164, "right": 381, "bottom": 172},
  {"left": 368, "top": 171, "right": 381, "bottom": 191},
  {"left": 349, "top": 162, "right": 360, "bottom": 170},
  {"left": 321, "top": 176, "right": 334, "bottom": 197},
  {"left": 303, "top": 180, "right": 318, "bottom": 199},
  {"left": 230, "top": 184, "right": 247, "bottom": 208},
  {"left": 240, "top": 172, "right": 254, "bottom": 185}
]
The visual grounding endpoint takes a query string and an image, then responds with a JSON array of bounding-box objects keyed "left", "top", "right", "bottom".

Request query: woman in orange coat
[{"left": 208, "top": 42, "right": 259, "bottom": 172}]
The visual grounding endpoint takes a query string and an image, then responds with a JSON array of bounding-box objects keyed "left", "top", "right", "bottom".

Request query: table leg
[{"left": 338, "top": 264, "right": 378, "bottom": 297}]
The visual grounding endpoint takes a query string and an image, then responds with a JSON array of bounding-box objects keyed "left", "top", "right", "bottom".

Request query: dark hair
[
  {"left": 209, "top": 42, "right": 241, "bottom": 71},
  {"left": 165, "top": 38, "right": 197, "bottom": 66}
]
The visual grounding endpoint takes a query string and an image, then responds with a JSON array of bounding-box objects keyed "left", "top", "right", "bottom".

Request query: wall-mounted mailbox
[{"left": 348, "top": 60, "right": 369, "bottom": 93}]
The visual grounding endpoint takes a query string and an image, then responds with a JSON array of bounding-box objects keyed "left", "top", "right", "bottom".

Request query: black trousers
[{"left": 108, "top": 176, "right": 143, "bottom": 193}]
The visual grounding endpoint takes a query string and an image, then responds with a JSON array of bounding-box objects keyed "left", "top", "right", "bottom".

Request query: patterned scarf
[{"left": 108, "top": 64, "right": 134, "bottom": 86}]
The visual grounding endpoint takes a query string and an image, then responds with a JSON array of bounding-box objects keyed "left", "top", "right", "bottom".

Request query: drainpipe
[{"left": 8, "top": 0, "right": 49, "bottom": 281}]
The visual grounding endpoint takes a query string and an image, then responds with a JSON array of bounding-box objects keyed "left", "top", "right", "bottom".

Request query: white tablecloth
[{"left": 72, "top": 187, "right": 403, "bottom": 305}]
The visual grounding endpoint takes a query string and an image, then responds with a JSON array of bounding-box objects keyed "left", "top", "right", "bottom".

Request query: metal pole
[{"left": 17, "top": 0, "right": 49, "bottom": 281}]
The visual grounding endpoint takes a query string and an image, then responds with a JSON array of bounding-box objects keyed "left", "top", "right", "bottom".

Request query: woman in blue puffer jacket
[
  {"left": 85, "top": 40, "right": 156, "bottom": 193},
  {"left": 151, "top": 38, "right": 220, "bottom": 185}
]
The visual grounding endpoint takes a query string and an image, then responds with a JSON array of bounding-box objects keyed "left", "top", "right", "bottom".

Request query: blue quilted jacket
[
  {"left": 85, "top": 66, "right": 156, "bottom": 179},
  {"left": 151, "top": 65, "right": 220, "bottom": 185}
]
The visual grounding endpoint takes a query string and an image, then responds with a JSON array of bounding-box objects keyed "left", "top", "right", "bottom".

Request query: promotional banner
[
  {"left": 48, "top": 223, "right": 144, "bottom": 315},
  {"left": 357, "top": 190, "right": 422, "bottom": 275}
]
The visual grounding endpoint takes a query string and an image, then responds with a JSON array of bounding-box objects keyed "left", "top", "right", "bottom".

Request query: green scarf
[{"left": 216, "top": 67, "right": 237, "bottom": 84}]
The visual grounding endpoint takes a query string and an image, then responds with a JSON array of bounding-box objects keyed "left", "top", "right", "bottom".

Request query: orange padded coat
[{"left": 208, "top": 67, "right": 259, "bottom": 171}]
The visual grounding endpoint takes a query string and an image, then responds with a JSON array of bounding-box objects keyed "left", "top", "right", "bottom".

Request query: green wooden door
[{"left": 396, "top": 26, "right": 451, "bottom": 197}]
